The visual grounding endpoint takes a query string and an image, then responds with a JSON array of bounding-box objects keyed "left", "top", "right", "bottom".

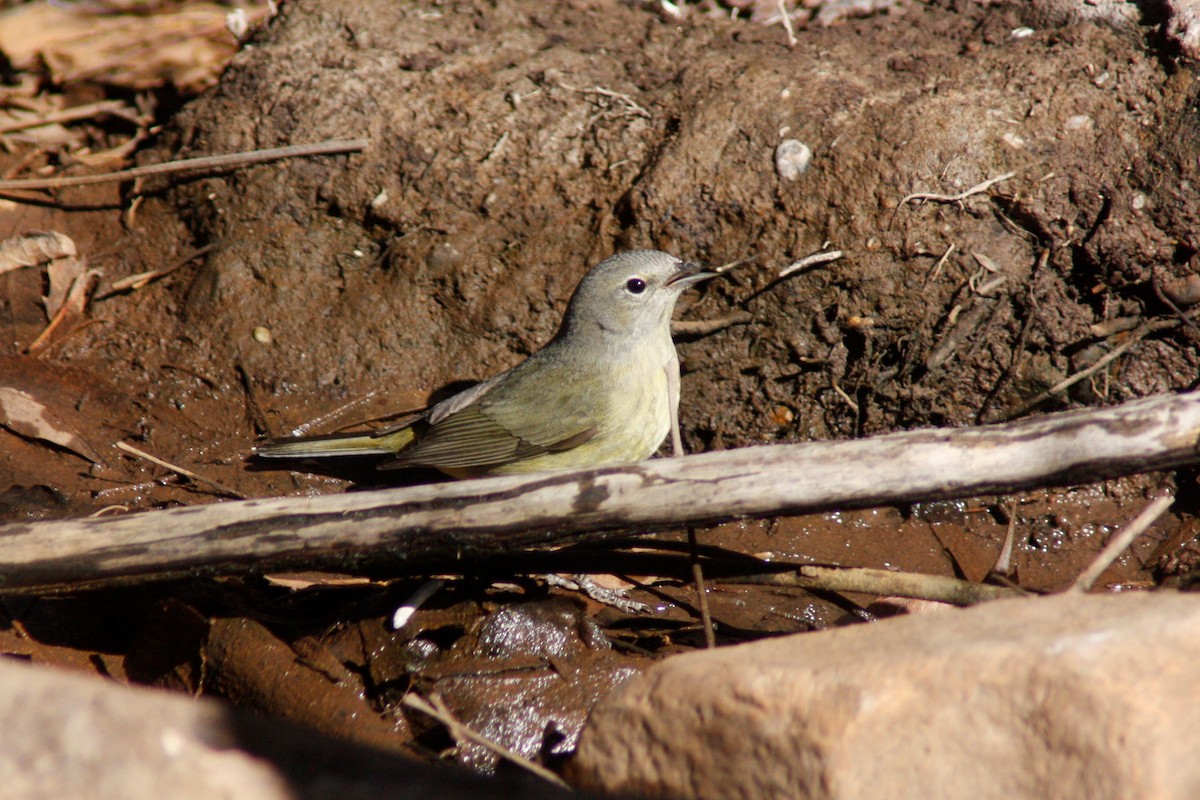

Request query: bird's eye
[{"left": 625, "top": 278, "right": 646, "bottom": 294}]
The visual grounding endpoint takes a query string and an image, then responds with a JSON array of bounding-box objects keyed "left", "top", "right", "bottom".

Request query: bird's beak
[{"left": 666, "top": 262, "right": 717, "bottom": 288}]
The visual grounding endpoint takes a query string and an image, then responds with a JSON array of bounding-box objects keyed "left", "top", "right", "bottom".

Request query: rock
[
  {"left": 571, "top": 592, "right": 1200, "bottom": 800},
  {"left": 0, "top": 657, "right": 558, "bottom": 799},
  {"left": 774, "top": 140, "right": 812, "bottom": 181},
  {"left": 1167, "top": 0, "right": 1200, "bottom": 61}
]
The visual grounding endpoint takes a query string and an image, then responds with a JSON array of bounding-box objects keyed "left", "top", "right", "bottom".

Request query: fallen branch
[{"left": 0, "top": 391, "right": 1197, "bottom": 594}]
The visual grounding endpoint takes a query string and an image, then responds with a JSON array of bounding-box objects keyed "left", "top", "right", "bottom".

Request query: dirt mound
[{"left": 88, "top": 0, "right": 1189, "bottom": 475}]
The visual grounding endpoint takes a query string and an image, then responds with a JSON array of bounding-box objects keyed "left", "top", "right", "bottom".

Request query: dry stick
[
  {"left": 741, "top": 565, "right": 1027, "bottom": 605},
  {"left": 993, "top": 500, "right": 1019, "bottom": 576},
  {"left": 926, "top": 243, "right": 956, "bottom": 283},
  {"left": 778, "top": 249, "right": 843, "bottom": 279},
  {"left": 581, "top": 86, "right": 652, "bottom": 118},
  {"left": 900, "top": 171, "right": 1016, "bottom": 207},
  {"left": 688, "top": 525, "right": 716, "bottom": 649},
  {"left": 402, "top": 694, "right": 570, "bottom": 790},
  {"left": 115, "top": 442, "right": 245, "bottom": 500},
  {"left": 291, "top": 391, "right": 383, "bottom": 437},
  {"left": 776, "top": 0, "right": 798, "bottom": 47},
  {"left": 25, "top": 269, "right": 100, "bottom": 355},
  {"left": 1006, "top": 317, "right": 1185, "bottom": 419},
  {"left": 0, "top": 139, "right": 368, "bottom": 192},
  {"left": 3, "top": 391, "right": 1200, "bottom": 594},
  {"left": 1070, "top": 494, "right": 1174, "bottom": 593},
  {"left": 557, "top": 81, "right": 651, "bottom": 119},
  {"left": 671, "top": 311, "right": 752, "bottom": 337},
  {"left": 0, "top": 100, "right": 135, "bottom": 135},
  {"left": 95, "top": 243, "right": 218, "bottom": 300}
]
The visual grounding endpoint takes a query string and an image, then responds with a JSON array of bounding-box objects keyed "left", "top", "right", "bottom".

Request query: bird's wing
[
  {"left": 383, "top": 403, "right": 596, "bottom": 471},
  {"left": 382, "top": 357, "right": 599, "bottom": 472}
]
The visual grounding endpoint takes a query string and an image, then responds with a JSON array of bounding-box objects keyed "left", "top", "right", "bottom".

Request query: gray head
[{"left": 557, "top": 250, "right": 713, "bottom": 342}]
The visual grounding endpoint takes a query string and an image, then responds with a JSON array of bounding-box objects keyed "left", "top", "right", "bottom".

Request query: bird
[{"left": 254, "top": 250, "right": 715, "bottom": 478}]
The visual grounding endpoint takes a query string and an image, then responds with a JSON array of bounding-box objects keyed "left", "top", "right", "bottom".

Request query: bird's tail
[{"left": 254, "top": 426, "right": 415, "bottom": 459}]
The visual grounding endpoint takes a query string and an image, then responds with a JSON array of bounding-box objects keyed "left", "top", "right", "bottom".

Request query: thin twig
[
  {"left": 779, "top": 249, "right": 843, "bottom": 279},
  {"left": 738, "top": 565, "right": 1029, "bottom": 605},
  {"left": 1152, "top": 269, "right": 1200, "bottom": 339},
  {"left": 688, "top": 526, "right": 716, "bottom": 649},
  {"left": 926, "top": 242, "right": 956, "bottom": 283},
  {"left": 25, "top": 268, "right": 100, "bottom": 355},
  {"left": 0, "top": 100, "right": 137, "bottom": 135},
  {"left": 900, "top": 171, "right": 1016, "bottom": 207},
  {"left": 116, "top": 442, "right": 245, "bottom": 500},
  {"left": 482, "top": 130, "right": 509, "bottom": 163},
  {"left": 95, "top": 243, "right": 217, "bottom": 300},
  {"left": 291, "top": 390, "right": 385, "bottom": 436},
  {"left": 402, "top": 693, "right": 570, "bottom": 789},
  {"left": 1006, "top": 316, "right": 1186, "bottom": 419},
  {"left": 1070, "top": 494, "right": 1174, "bottom": 593},
  {"left": 558, "top": 82, "right": 651, "bottom": 119},
  {"left": 672, "top": 311, "right": 752, "bottom": 337},
  {"left": 992, "top": 500, "right": 1018, "bottom": 576},
  {"left": 0, "top": 138, "right": 368, "bottom": 191},
  {"left": 831, "top": 377, "right": 859, "bottom": 414},
  {"left": 776, "top": 0, "right": 798, "bottom": 47},
  {"left": 582, "top": 86, "right": 651, "bottom": 118}
]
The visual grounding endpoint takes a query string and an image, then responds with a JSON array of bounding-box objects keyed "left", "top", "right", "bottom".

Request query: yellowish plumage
[{"left": 254, "top": 250, "right": 712, "bottom": 478}]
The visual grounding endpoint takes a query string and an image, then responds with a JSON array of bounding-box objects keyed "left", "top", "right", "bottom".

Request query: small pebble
[
  {"left": 1064, "top": 114, "right": 1094, "bottom": 131},
  {"left": 769, "top": 405, "right": 794, "bottom": 426},
  {"left": 1001, "top": 132, "right": 1026, "bottom": 149},
  {"left": 252, "top": 326, "right": 273, "bottom": 344},
  {"left": 775, "top": 139, "right": 812, "bottom": 181}
]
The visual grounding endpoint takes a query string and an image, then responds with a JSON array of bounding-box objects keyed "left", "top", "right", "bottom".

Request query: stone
[
  {"left": 571, "top": 592, "right": 1200, "bottom": 800},
  {"left": 0, "top": 657, "right": 556, "bottom": 799}
]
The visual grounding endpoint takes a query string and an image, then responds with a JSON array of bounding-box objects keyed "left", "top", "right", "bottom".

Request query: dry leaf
[
  {"left": 42, "top": 256, "right": 85, "bottom": 320},
  {"left": 264, "top": 572, "right": 375, "bottom": 590},
  {"left": 0, "top": 2, "right": 272, "bottom": 94},
  {"left": 867, "top": 596, "right": 957, "bottom": 617},
  {"left": 26, "top": 267, "right": 102, "bottom": 354},
  {"left": 0, "top": 231, "right": 76, "bottom": 276},
  {"left": 0, "top": 386, "right": 102, "bottom": 463},
  {"left": 61, "top": 267, "right": 102, "bottom": 318}
]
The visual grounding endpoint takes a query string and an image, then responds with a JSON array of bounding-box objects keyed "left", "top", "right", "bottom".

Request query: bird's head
[{"left": 559, "top": 250, "right": 714, "bottom": 343}]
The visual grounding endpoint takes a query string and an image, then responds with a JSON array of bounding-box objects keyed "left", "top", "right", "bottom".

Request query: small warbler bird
[{"left": 255, "top": 250, "right": 714, "bottom": 478}]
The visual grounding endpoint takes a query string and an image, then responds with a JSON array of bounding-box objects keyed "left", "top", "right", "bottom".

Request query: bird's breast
[{"left": 488, "top": 341, "right": 676, "bottom": 474}]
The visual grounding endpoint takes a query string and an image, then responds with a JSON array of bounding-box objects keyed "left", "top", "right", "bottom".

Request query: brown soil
[{"left": 2, "top": 0, "right": 1199, "bottom": 784}]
